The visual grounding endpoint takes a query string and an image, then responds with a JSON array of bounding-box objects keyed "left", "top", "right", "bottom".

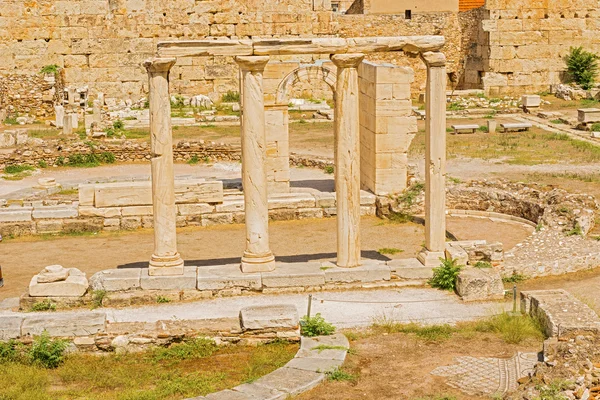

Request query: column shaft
[
  {"left": 331, "top": 53, "right": 364, "bottom": 268},
  {"left": 236, "top": 56, "right": 276, "bottom": 273},
  {"left": 419, "top": 52, "right": 447, "bottom": 266},
  {"left": 144, "top": 58, "right": 184, "bottom": 276}
]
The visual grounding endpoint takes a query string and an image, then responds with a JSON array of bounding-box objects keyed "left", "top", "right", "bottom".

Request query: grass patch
[
  {"left": 187, "top": 155, "right": 200, "bottom": 165},
  {"left": 91, "top": 290, "right": 106, "bottom": 309},
  {"left": 4, "top": 164, "right": 35, "bottom": 174},
  {"left": 30, "top": 300, "right": 57, "bottom": 312},
  {"left": 371, "top": 319, "right": 455, "bottom": 342},
  {"left": 378, "top": 247, "right": 404, "bottom": 255},
  {"left": 468, "top": 313, "right": 544, "bottom": 344},
  {"left": 502, "top": 273, "right": 527, "bottom": 283},
  {"left": 156, "top": 295, "right": 171, "bottom": 304},
  {"left": 56, "top": 188, "right": 78, "bottom": 196},
  {"left": 0, "top": 339, "right": 297, "bottom": 400},
  {"left": 474, "top": 261, "right": 492, "bottom": 269},
  {"left": 325, "top": 367, "right": 357, "bottom": 382}
]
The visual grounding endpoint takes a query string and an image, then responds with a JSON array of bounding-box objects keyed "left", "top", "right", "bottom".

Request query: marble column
[
  {"left": 418, "top": 52, "right": 447, "bottom": 267},
  {"left": 143, "top": 58, "right": 185, "bottom": 276},
  {"left": 331, "top": 53, "right": 364, "bottom": 268},
  {"left": 235, "top": 56, "right": 276, "bottom": 273}
]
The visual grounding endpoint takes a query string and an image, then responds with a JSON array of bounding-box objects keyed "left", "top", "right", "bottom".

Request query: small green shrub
[
  {"left": 104, "top": 127, "right": 115, "bottom": 137},
  {"left": 300, "top": 313, "right": 335, "bottom": 337},
  {"left": 3, "top": 115, "right": 18, "bottom": 125},
  {"left": 156, "top": 296, "right": 171, "bottom": 304},
  {"left": 152, "top": 338, "right": 218, "bottom": 362},
  {"left": 40, "top": 64, "right": 60, "bottom": 75},
  {"left": 566, "top": 46, "right": 599, "bottom": 90},
  {"left": 113, "top": 119, "right": 124, "bottom": 130},
  {"left": 29, "top": 331, "right": 67, "bottom": 369},
  {"left": 592, "top": 122, "right": 600, "bottom": 132},
  {"left": 428, "top": 258, "right": 463, "bottom": 291},
  {"left": 478, "top": 125, "right": 489, "bottom": 133},
  {"left": 91, "top": 290, "right": 107, "bottom": 309},
  {"left": 30, "top": 300, "right": 56, "bottom": 312},
  {"left": 187, "top": 155, "right": 200, "bottom": 165},
  {"left": 4, "top": 164, "right": 34, "bottom": 174},
  {"left": 474, "top": 261, "right": 492, "bottom": 269},
  {"left": 534, "top": 380, "right": 571, "bottom": 400},
  {"left": 325, "top": 367, "right": 356, "bottom": 382},
  {"left": 565, "top": 223, "right": 583, "bottom": 236},
  {"left": 299, "top": 119, "right": 308, "bottom": 124},
  {"left": 0, "top": 340, "right": 21, "bottom": 364},
  {"left": 447, "top": 102, "right": 465, "bottom": 111},
  {"left": 502, "top": 273, "right": 527, "bottom": 283},
  {"left": 170, "top": 94, "right": 186, "bottom": 109},
  {"left": 221, "top": 90, "right": 240, "bottom": 102},
  {"left": 37, "top": 160, "right": 48, "bottom": 168},
  {"left": 324, "top": 165, "right": 334, "bottom": 174},
  {"left": 99, "top": 152, "right": 116, "bottom": 164}
]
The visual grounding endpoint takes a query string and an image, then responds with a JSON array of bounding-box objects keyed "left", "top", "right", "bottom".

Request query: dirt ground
[
  {"left": 0, "top": 216, "right": 533, "bottom": 301},
  {"left": 297, "top": 332, "right": 541, "bottom": 400}
]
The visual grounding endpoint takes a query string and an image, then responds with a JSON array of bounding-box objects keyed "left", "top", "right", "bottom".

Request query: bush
[
  {"left": 222, "top": 90, "right": 240, "bottom": 102},
  {"left": 300, "top": 313, "right": 335, "bottom": 337},
  {"left": 40, "top": 64, "right": 60, "bottom": 75},
  {"left": 0, "top": 340, "right": 21, "bottom": 363},
  {"left": 113, "top": 119, "right": 124, "bottom": 130},
  {"left": 428, "top": 258, "right": 463, "bottom": 291},
  {"left": 29, "top": 331, "right": 67, "bottom": 369},
  {"left": 566, "top": 47, "right": 599, "bottom": 90},
  {"left": 38, "top": 160, "right": 48, "bottom": 168}
]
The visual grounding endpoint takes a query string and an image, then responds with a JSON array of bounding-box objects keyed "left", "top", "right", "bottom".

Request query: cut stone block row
[{"left": 0, "top": 311, "right": 106, "bottom": 339}]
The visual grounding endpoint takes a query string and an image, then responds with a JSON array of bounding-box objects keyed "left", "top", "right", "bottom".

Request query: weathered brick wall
[
  {"left": 480, "top": 0, "right": 600, "bottom": 95},
  {"left": 0, "top": 0, "right": 463, "bottom": 105}
]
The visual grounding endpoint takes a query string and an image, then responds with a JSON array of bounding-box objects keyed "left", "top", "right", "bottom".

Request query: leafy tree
[{"left": 566, "top": 47, "right": 599, "bottom": 90}]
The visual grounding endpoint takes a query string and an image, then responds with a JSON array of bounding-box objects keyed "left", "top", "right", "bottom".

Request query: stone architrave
[
  {"left": 331, "top": 53, "right": 364, "bottom": 268},
  {"left": 143, "top": 58, "right": 185, "bottom": 276},
  {"left": 418, "top": 52, "right": 447, "bottom": 267},
  {"left": 54, "top": 105, "right": 64, "bottom": 128},
  {"left": 63, "top": 112, "right": 73, "bottom": 135},
  {"left": 235, "top": 55, "right": 276, "bottom": 273}
]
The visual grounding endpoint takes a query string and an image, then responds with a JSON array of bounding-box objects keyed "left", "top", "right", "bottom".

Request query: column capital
[
  {"left": 330, "top": 53, "right": 365, "bottom": 68},
  {"left": 420, "top": 51, "right": 446, "bottom": 68},
  {"left": 234, "top": 55, "right": 270, "bottom": 72},
  {"left": 143, "top": 57, "right": 176, "bottom": 74}
]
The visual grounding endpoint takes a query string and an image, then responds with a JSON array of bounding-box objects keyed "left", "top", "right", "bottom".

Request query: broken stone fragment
[{"left": 29, "top": 265, "right": 89, "bottom": 297}]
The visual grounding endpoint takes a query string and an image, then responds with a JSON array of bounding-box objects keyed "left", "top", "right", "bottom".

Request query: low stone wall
[
  {"left": 0, "top": 139, "right": 241, "bottom": 169},
  {"left": 0, "top": 185, "right": 377, "bottom": 237}
]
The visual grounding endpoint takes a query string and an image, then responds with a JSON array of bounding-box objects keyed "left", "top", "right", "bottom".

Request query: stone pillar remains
[
  {"left": 63, "top": 112, "right": 73, "bottom": 135},
  {"left": 235, "top": 56, "right": 276, "bottom": 273},
  {"left": 92, "top": 100, "right": 102, "bottom": 125},
  {"left": 55, "top": 105, "right": 64, "bottom": 129},
  {"left": 331, "top": 53, "right": 364, "bottom": 268},
  {"left": 143, "top": 58, "right": 185, "bottom": 276},
  {"left": 265, "top": 104, "right": 290, "bottom": 193},
  {"left": 358, "top": 61, "right": 416, "bottom": 195},
  {"left": 418, "top": 52, "right": 447, "bottom": 267}
]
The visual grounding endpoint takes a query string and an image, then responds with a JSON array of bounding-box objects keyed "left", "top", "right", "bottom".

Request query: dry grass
[
  {"left": 0, "top": 340, "right": 297, "bottom": 400},
  {"left": 410, "top": 129, "right": 600, "bottom": 165}
]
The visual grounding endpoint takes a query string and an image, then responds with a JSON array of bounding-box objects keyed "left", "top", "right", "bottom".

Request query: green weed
[
  {"left": 300, "top": 313, "right": 335, "bottom": 337},
  {"left": 428, "top": 258, "right": 463, "bottom": 291}
]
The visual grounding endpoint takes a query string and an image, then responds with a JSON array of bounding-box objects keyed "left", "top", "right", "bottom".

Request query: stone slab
[
  {"left": 89, "top": 269, "right": 142, "bottom": 292},
  {"left": 140, "top": 266, "right": 197, "bottom": 290},
  {"left": 239, "top": 304, "right": 299, "bottom": 331},
  {"left": 197, "top": 264, "right": 261, "bottom": 291},
  {"left": 205, "top": 390, "right": 252, "bottom": 400},
  {"left": 578, "top": 108, "right": 600, "bottom": 123},
  {"left": 296, "top": 334, "right": 349, "bottom": 360},
  {"left": 0, "top": 208, "right": 32, "bottom": 222},
  {"left": 21, "top": 311, "right": 106, "bottom": 337},
  {"left": 286, "top": 356, "right": 343, "bottom": 373},
  {"left": 94, "top": 180, "right": 223, "bottom": 207},
  {"left": 32, "top": 206, "right": 78, "bottom": 219},
  {"left": 261, "top": 262, "right": 325, "bottom": 288},
  {"left": 0, "top": 315, "right": 23, "bottom": 340},
  {"left": 253, "top": 367, "right": 324, "bottom": 396},
  {"left": 387, "top": 258, "right": 434, "bottom": 279},
  {"left": 231, "top": 383, "right": 287, "bottom": 400},
  {"left": 322, "top": 261, "right": 390, "bottom": 283}
]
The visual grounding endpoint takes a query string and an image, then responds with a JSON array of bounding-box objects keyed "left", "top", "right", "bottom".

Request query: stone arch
[{"left": 275, "top": 65, "right": 336, "bottom": 104}]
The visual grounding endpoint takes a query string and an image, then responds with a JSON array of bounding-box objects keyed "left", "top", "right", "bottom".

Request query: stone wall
[
  {"left": 0, "top": 72, "right": 61, "bottom": 118},
  {"left": 479, "top": 0, "right": 600, "bottom": 95},
  {"left": 0, "top": 0, "right": 463, "bottom": 106}
]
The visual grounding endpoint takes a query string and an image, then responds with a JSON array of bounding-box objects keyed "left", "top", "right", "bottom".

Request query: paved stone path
[{"left": 431, "top": 352, "right": 539, "bottom": 396}]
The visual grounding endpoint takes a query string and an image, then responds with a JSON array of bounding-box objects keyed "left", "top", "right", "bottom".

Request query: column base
[
  {"left": 149, "top": 253, "right": 185, "bottom": 276},
  {"left": 417, "top": 249, "right": 445, "bottom": 267},
  {"left": 241, "top": 252, "right": 276, "bottom": 273},
  {"left": 335, "top": 258, "right": 362, "bottom": 268}
]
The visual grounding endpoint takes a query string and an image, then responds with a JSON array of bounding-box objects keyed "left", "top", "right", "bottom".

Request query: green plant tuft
[
  {"left": 378, "top": 247, "right": 404, "bottom": 255},
  {"left": 187, "top": 155, "right": 200, "bottom": 165},
  {"left": 474, "top": 261, "right": 492, "bottom": 269},
  {"left": 156, "top": 296, "right": 171, "bottom": 304},
  {"left": 221, "top": 91, "right": 240, "bottom": 102},
  {"left": 324, "top": 165, "right": 334, "bottom": 174},
  {"left": 91, "top": 290, "right": 107, "bottom": 309},
  {"left": 566, "top": 47, "right": 599, "bottom": 90},
  {"left": 30, "top": 300, "right": 57, "bottom": 312},
  {"left": 428, "top": 258, "right": 463, "bottom": 291},
  {"left": 325, "top": 367, "right": 357, "bottom": 382},
  {"left": 4, "top": 164, "right": 34, "bottom": 174},
  {"left": 152, "top": 338, "right": 218, "bottom": 362},
  {"left": 300, "top": 313, "right": 335, "bottom": 337},
  {"left": 29, "top": 331, "right": 67, "bottom": 369},
  {"left": 502, "top": 273, "right": 527, "bottom": 283},
  {"left": 40, "top": 64, "right": 60, "bottom": 75}
]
